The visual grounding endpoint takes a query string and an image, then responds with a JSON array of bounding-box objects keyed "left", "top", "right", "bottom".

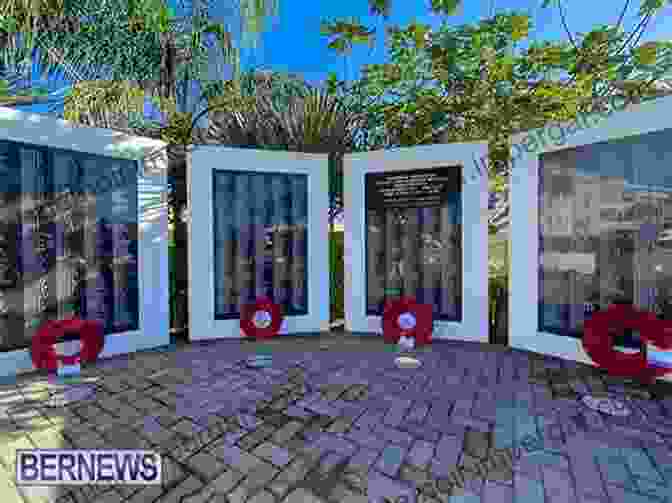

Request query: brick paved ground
[{"left": 1, "top": 332, "right": 672, "bottom": 503}]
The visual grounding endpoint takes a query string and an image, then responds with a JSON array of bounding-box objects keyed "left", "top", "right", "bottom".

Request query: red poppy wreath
[
  {"left": 240, "top": 297, "right": 283, "bottom": 339},
  {"left": 31, "top": 317, "right": 104, "bottom": 371},
  {"left": 582, "top": 303, "right": 672, "bottom": 382}
]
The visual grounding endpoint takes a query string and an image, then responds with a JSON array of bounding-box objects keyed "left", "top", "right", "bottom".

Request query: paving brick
[
  {"left": 580, "top": 408, "right": 609, "bottom": 432},
  {"left": 405, "top": 401, "right": 430, "bottom": 424},
  {"left": 345, "top": 427, "right": 387, "bottom": 451},
  {"left": 660, "top": 397, "right": 672, "bottom": 418},
  {"left": 267, "top": 456, "right": 314, "bottom": 498},
  {"left": 483, "top": 449, "right": 515, "bottom": 484},
  {"left": 513, "top": 472, "right": 545, "bottom": 503},
  {"left": 376, "top": 444, "right": 408, "bottom": 478},
  {"left": 634, "top": 477, "right": 671, "bottom": 501},
  {"left": 645, "top": 445, "right": 672, "bottom": 482},
  {"left": 514, "top": 407, "right": 538, "bottom": 442},
  {"left": 367, "top": 469, "right": 416, "bottom": 503},
  {"left": 541, "top": 464, "right": 576, "bottom": 502},
  {"left": 326, "top": 417, "right": 353, "bottom": 434},
  {"left": 311, "top": 433, "right": 357, "bottom": 457},
  {"left": 329, "top": 483, "right": 368, "bottom": 502},
  {"left": 8, "top": 334, "right": 672, "bottom": 503},
  {"left": 407, "top": 439, "right": 435, "bottom": 469},
  {"left": 159, "top": 455, "right": 186, "bottom": 488},
  {"left": 155, "top": 475, "right": 203, "bottom": 503},
  {"left": 473, "top": 391, "right": 498, "bottom": 421},
  {"left": 373, "top": 425, "right": 413, "bottom": 447},
  {"left": 463, "top": 428, "right": 491, "bottom": 459},
  {"left": 240, "top": 460, "right": 280, "bottom": 494},
  {"left": 383, "top": 398, "right": 412, "bottom": 427},
  {"left": 185, "top": 451, "right": 227, "bottom": 481},
  {"left": 96, "top": 396, "right": 128, "bottom": 415},
  {"left": 518, "top": 449, "right": 569, "bottom": 475},
  {"left": 562, "top": 432, "right": 609, "bottom": 501},
  {"left": 534, "top": 415, "right": 565, "bottom": 452},
  {"left": 609, "top": 424, "right": 664, "bottom": 447},
  {"left": 237, "top": 424, "right": 276, "bottom": 451},
  {"left": 605, "top": 483, "right": 667, "bottom": 503},
  {"left": 210, "top": 443, "right": 264, "bottom": 473},
  {"left": 252, "top": 442, "right": 295, "bottom": 467},
  {"left": 452, "top": 415, "right": 492, "bottom": 433},
  {"left": 280, "top": 488, "right": 324, "bottom": 503},
  {"left": 314, "top": 451, "right": 347, "bottom": 478},
  {"left": 595, "top": 451, "right": 636, "bottom": 489},
  {"left": 347, "top": 447, "right": 381, "bottom": 473},
  {"left": 247, "top": 489, "right": 276, "bottom": 503},
  {"left": 67, "top": 485, "right": 109, "bottom": 503},
  {"left": 353, "top": 410, "right": 385, "bottom": 431},
  {"left": 435, "top": 433, "right": 462, "bottom": 466},
  {"left": 205, "top": 467, "right": 246, "bottom": 497},
  {"left": 621, "top": 446, "right": 666, "bottom": 485}
]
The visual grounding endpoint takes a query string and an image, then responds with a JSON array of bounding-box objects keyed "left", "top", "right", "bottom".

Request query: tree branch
[
  {"left": 616, "top": 12, "right": 651, "bottom": 55},
  {"left": 558, "top": 0, "right": 578, "bottom": 51},
  {"left": 615, "top": 0, "right": 631, "bottom": 33}
]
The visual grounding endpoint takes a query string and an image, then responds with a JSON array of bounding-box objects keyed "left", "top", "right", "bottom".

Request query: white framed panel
[
  {"left": 0, "top": 107, "right": 169, "bottom": 377},
  {"left": 188, "top": 146, "right": 330, "bottom": 340},
  {"left": 343, "top": 143, "right": 489, "bottom": 343},
  {"left": 509, "top": 95, "right": 672, "bottom": 382}
]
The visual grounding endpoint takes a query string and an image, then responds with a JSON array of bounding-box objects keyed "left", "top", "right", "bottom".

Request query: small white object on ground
[
  {"left": 398, "top": 335, "right": 415, "bottom": 351},
  {"left": 246, "top": 355, "right": 273, "bottom": 368},
  {"left": 580, "top": 394, "right": 630, "bottom": 416},
  {"left": 395, "top": 356, "right": 421, "bottom": 369}
]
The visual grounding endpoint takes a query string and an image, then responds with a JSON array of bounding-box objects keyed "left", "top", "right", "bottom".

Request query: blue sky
[
  {"left": 233, "top": 0, "right": 672, "bottom": 85},
  {"left": 12, "top": 0, "right": 672, "bottom": 116}
]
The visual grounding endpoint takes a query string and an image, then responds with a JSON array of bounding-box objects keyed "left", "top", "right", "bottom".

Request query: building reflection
[{"left": 539, "top": 128, "right": 672, "bottom": 338}]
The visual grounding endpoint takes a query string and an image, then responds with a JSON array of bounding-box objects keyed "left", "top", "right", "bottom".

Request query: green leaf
[
  {"left": 510, "top": 14, "right": 530, "bottom": 41},
  {"left": 429, "top": 0, "right": 461, "bottom": 15},
  {"left": 369, "top": 0, "right": 391, "bottom": 18},
  {"left": 328, "top": 38, "right": 349, "bottom": 53},
  {"left": 634, "top": 42, "right": 659, "bottom": 66},
  {"left": 639, "top": 0, "right": 667, "bottom": 16},
  {"left": 0, "top": 16, "right": 18, "bottom": 33}
]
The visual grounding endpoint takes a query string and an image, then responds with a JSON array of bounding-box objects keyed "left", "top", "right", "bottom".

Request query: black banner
[{"left": 365, "top": 166, "right": 461, "bottom": 210}]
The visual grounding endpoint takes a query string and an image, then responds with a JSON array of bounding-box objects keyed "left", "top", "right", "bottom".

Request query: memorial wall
[
  {"left": 0, "top": 140, "right": 139, "bottom": 352},
  {"left": 364, "top": 166, "right": 463, "bottom": 320},
  {"left": 539, "top": 127, "right": 672, "bottom": 345},
  {"left": 212, "top": 171, "right": 308, "bottom": 319}
]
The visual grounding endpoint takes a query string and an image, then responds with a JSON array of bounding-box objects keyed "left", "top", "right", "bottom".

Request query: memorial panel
[
  {"left": 365, "top": 167, "right": 461, "bottom": 210},
  {"left": 212, "top": 170, "right": 308, "bottom": 319},
  {"left": 538, "top": 127, "right": 672, "bottom": 349},
  {"left": 0, "top": 140, "right": 139, "bottom": 353},
  {"left": 365, "top": 165, "right": 462, "bottom": 321}
]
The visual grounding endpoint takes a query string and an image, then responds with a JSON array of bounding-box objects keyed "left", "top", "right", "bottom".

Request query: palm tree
[
  {"left": 320, "top": 0, "right": 463, "bottom": 75},
  {"left": 0, "top": 0, "right": 278, "bottom": 128}
]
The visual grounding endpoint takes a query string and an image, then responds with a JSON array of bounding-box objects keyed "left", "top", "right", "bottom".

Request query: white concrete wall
[
  {"left": 509, "top": 95, "right": 672, "bottom": 382},
  {"left": 0, "top": 110, "right": 169, "bottom": 377},
  {"left": 187, "top": 146, "right": 330, "bottom": 340},
  {"left": 343, "top": 142, "right": 489, "bottom": 343}
]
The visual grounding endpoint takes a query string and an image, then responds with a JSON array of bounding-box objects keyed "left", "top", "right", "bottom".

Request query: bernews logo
[{"left": 16, "top": 449, "right": 161, "bottom": 486}]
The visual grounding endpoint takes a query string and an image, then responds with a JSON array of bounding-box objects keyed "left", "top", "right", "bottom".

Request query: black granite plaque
[{"left": 365, "top": 166, "right": 461, "bottom": 210}]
